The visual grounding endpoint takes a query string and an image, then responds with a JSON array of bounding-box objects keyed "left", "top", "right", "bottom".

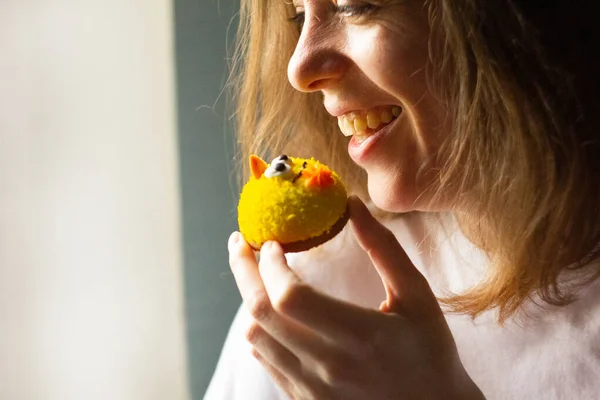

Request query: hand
[{"left": 228, "top": 196, "right": 484, "bottom": 400}]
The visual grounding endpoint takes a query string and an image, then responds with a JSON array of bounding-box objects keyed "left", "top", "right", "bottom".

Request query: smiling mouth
[{"left": 337, "top": 105, "right": 402, "bottom": 143}]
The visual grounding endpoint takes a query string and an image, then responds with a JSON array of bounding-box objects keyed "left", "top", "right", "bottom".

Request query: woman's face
[{"left": 287, "top": 0, "right": 451, "bottom": 212}]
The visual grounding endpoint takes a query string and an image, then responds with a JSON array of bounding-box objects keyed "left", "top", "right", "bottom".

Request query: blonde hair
[{"left": 228, "top": 0, "right": 600, "bottom": 321}]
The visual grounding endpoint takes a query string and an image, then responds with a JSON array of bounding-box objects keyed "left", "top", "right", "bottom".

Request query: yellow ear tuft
[{"left": 249, "top": 155, "right": 268, "bottom": 179}]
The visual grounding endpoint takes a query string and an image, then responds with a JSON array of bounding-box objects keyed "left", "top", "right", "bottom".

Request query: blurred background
[{"left": 1, "top": 0, "right": 241, "bottom": 399}]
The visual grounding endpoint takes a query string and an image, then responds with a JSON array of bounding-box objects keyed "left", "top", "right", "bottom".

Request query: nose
[{"left": 287, "top": 19, "right": 349, "bottom": 92}]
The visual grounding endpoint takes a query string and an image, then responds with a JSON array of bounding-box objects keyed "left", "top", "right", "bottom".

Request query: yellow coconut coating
[{"left": 238, "top": 156, "right": 347, "bottom": 249}]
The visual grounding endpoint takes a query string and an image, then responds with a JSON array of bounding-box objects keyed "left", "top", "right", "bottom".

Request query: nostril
[{"left": 307, "top": 79, "right": 327, "bottom": 91}]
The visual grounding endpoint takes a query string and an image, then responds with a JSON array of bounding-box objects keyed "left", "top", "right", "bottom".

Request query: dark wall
[{"left": 173, "top": 0, "right": 241, "bottom": 397}]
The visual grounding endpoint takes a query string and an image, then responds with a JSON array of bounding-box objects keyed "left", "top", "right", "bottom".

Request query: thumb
[{"left": 348, "top": 196, "right": 435, "bottom": 314}]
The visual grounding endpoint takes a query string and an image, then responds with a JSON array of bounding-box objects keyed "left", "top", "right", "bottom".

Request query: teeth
[
  {"left": 353, "top": 118, "right": 367, "bottom": 133},
  {"left": 336, "top": 106, "right": 402, "bottom": 137},
  {"left": 354, "top": 133, "right": 370, "bottom": 144},
  {"left": 338, "top": 106, "right": 402, "bottom": 138},
  {"left": 380, "top": 109, "right": 393, "bottom": 124},
  {"left": 342, "top": 117, "right": 356, "bottom": 137},
  {"left": 337, "top": 118, "right": 345, "bottom": 134},
  {"left": 366, "top": 111, "right": 380, "bottom": 129}
]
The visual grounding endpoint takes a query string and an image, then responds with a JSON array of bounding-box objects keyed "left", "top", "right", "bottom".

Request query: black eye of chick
[
  {"left": 274, "top": 163, "right": 287, "bottom": 172},
  {"left": 277, "top": 154, "right": 289, "bottom": 161}
]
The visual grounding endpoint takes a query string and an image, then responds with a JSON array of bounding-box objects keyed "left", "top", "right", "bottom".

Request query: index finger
[
  {"left": 259, "top": 240, "right": 382, "bottom": 346},
  {"left": 348, "top": 196, "right": 440, "bottom": 315},
  {"left": 229, "top": 233, "right": 335, "bottom": 353}
]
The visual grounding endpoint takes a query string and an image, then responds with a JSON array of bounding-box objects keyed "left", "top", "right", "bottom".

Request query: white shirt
[{"left": 204, "top": 212, "right": 600, "bottom": 399}]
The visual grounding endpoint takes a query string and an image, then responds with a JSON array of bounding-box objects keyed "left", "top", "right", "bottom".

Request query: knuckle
[
  {"left": 320, "top": 364, "right": 343, "bottom": 385},
  {"left": 247, "top": 291, "right": 272, "bottom": 321},
  {"left": 250, "top": 347, "right": 260, "bottom": 360},
  {"left": 272, "top": 283, "right": 308, "bottom": 315},
  {"left": 380, "top": 225, "right": 398, "bottom": 245},
  {"left": 245, "top": 322, "right": 262, "bottom": 344},
  {"left": 317, "top": 357, "right": 352, "bottom": 386}
]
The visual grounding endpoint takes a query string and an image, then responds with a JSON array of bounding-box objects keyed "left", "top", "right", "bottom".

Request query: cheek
[
  {"left": 348, "top": 26, "right": 429, "bottom": 103},
  {"left": 356, "top": 29, "right": 447, "bottom": 160}
]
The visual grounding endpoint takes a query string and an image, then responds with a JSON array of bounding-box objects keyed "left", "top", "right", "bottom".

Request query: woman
[{"left": 206, "top": 0, "right": 600, "bottom": 398}]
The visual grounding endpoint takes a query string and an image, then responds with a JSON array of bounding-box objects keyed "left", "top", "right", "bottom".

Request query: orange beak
[{"left": 303, "top": 163, "right": 334, "bottom": 189}]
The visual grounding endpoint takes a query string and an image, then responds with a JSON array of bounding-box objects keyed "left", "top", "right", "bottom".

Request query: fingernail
[
  {"left": 263, "top": 241, "right": 281, "bottom": 256},
  {"left": 261, "top": 241, "right": 272, "bottom": 252},
  {"left": 228, "top": 232, "right": 240, "bottom": 250}
]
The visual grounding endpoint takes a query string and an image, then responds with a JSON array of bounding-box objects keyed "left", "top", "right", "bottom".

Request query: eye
[
  {"left": 288, "top": 10, "right": 305, "bottom": 31},
  {"left": 273, "top": 154, "right": 289, "bottom": 163},
  {"left": 274, "top": 163, "right": 288, "bottom": 172},
  {"left": 264, "top": 157, "right": 294, "bottom": 179},
  {"left": 335, "top": 3, "right": 377, "bottom": 19}
]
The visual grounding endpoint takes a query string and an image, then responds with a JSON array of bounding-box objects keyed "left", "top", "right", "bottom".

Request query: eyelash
[
  {"left": 337, "top": 4, "right": 377, "bottom": 17},
  {"left": 288, "top": 12, "right": 306, "bottom": 26},
  {"left": 288, "top": 4, "right": 377, "bottom": 27}
]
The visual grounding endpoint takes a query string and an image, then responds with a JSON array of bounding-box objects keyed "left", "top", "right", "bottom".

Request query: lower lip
[{"left": 347, "top": 114, "right": 401, "bottom": 164}]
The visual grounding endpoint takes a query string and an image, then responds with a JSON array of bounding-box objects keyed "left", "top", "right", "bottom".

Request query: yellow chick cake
[{"left": 238, "top": 154, "right": 348, "bottom": 253}]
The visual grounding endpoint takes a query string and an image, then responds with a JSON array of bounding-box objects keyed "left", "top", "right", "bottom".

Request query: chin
[{"left": 366, "top": 173, "right": 422, "bottom": 213}]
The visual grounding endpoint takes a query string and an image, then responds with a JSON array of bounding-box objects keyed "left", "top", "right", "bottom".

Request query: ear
[{"left": 249, "top": 155, "right": 268, "bottom": 179}]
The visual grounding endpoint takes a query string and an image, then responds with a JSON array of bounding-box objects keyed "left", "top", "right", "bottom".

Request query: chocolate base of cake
[{"left": 249, "top": 207, "right": 350, "bottom": 253}]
